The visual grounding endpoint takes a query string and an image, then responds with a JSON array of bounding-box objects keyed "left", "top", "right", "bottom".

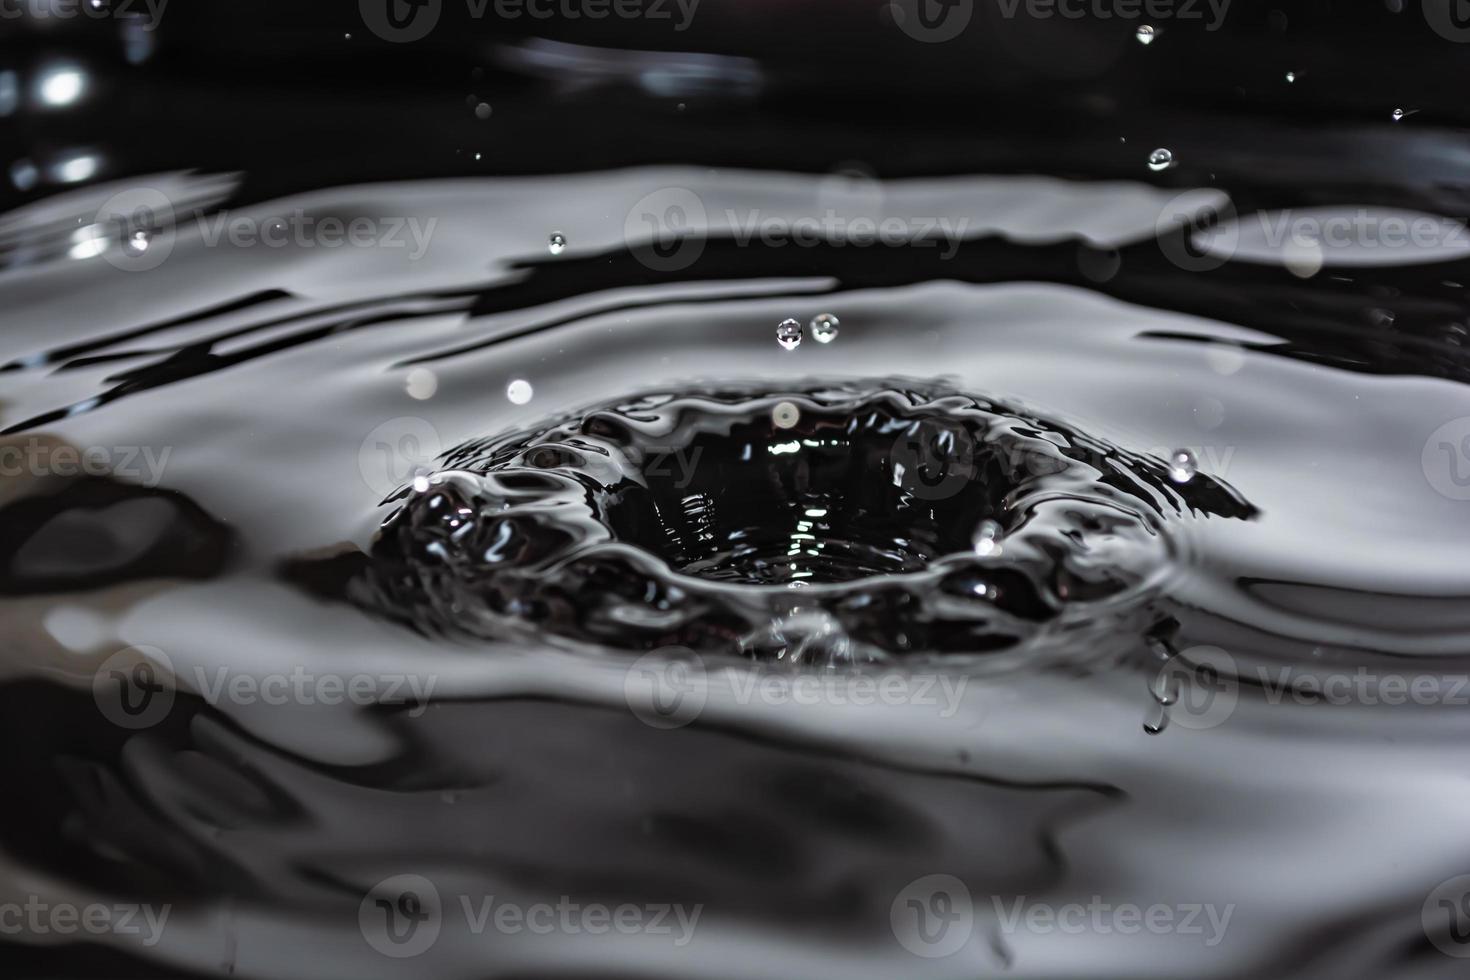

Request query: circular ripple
[{"left": 360, "top": 381, "right": 1255, "bottom": 663}]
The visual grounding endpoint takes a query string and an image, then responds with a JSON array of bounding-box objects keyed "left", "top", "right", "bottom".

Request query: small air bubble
[
  {"left": 1135, "top": 24, "right": 1156, "bottom": 44},
  {"left": 507, "top": 379, "right": 534, "bottom": 405},
  {"left": 810, "top": 313, "right": 840, "bottom": 344},
  {"left": 1147, "top": 147, "right": 1174, "bottom": 172},
  {"left": 776, "top": 318, "right": 803, "bottom": 351},
  {"left": 474, "top": 102, "right": 492, "bottom": 120},
  {"left": 1168, "top": 449, "right": 1198, "bottom": 483},
  {"left": 547, "top": 232, "right": 567, "bottom": 256},
  {"left": 972, "top": 519, "right": 1004, "bottom": 557},
  {"left": 772, "top": 400, "right": 801, "bottom": 429}
]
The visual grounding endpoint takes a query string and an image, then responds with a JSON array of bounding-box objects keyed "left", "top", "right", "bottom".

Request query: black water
[{"left": 4, "top": 4, "right": 1470, "bottom": 979}]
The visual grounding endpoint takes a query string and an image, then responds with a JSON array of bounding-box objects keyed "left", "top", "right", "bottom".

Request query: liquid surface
[{"left": 4, "top": 19, "right": 1470, "bottom": 977}]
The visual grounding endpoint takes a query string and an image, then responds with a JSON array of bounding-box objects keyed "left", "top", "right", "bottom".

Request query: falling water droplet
[
  {"left": 1135, "top": 25, "right": 1156, "bottom": 44},
  {"left": 810, "top": 313, "right": 840, "bottom": 344},
  {"left": 1391, "top": 108, "right": 1405, "bottom": 121},
  {"left": 1168, "top": 449, "right": 1198, "bottom": 483},
  {"left": 547, "top": 232, "right": 567, "bottom": 256},
  {"left": 772, "top": 401, "right": 801, "bottom": 429},
  {"left": 1285, "top": 71, "right": 1296, "bottom": 83},
  {"left": 124, "top": 229, "right": 151, "bottom": 255},
  {"left": 972, "top": 519, "right": 1003, "bottom": 557},
  {"left": 1147, "top": 148, "right": 1174, "bottom": 172},
  {"left": 474, "top": 102, "right": 492, "bottom": 120},
  {"left": 776, "top": 318, "right": 803, "bottom": 351},
  {"left": 506, "top": 379, "right": 534, "bottom": 405}
]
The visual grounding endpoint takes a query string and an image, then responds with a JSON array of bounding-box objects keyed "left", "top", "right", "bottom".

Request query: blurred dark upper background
[{"left": 3, "top": 0, "right": 1470, "bottom": 213}]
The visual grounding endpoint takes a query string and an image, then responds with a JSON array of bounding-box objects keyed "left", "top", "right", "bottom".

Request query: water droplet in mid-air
[
  {"left": 506, "top": 379, "right": 534, "bottom": 405},
  {"left": 810, "top": 313, "right": 840, "bottom": 344},
  {"left": 1169, "top": 449, "right": 1198, "bottom": 483},
  {"left": 972, "top": 519, "right": 1003, "bottom": 557},
  {"left": 474, "top": 102, "right": 492, "bottom": 120},
  {"left": 547, "top": 232, "right": 567, "bottom": 256},
  {"left": 772, "top": 401, "right": 801, "bottom": 429},
  {"left": 776, "top": 318, "right": 803, "bottom": 351},
  {"left": 124, "top": 230, "right": 151, "bottom": 255},
  {"left": 1148, "top": 148, "right": 1174, "bottom": 172},
  {"left": 1285, "top": 71, "right": 1296, "bottom": 83},
  {"left": 1135, "top": 25, "right": 1156, "bottom": 44}
]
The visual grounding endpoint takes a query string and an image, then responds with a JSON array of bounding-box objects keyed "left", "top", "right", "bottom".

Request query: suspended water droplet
[
  {"left": 772, "top": 400, "right": 801, "bottom": 429},
  {"left": 1135, "top": 24, "right": 1156, "bottom": 44},
  {"left": 972, "top": 519, "right": 1003, "bottom": 557},
  {"left": 547, "top": 232, "right": 567, "bottom": 256},
  {"left": 776, "top": 318, "right": 803, "bottom": 351},
  {"left": 809, "top": 313, "right": 840, "bottom": 344},
  {"left": 123, "top": 229, "right": 151, "bottom": 255},
  {"left": 1391, "top": 108, "right": 1405, "bottom": 121},
  {"left": 1285, "top": 71, "right": 1295, "bottom": 83},
  {"left": 1168, "top": 449, "right": 1198, "bottom": 483},
  {"left": 474, "top": 102, "right": 492, "bottom": 120},
  {"left": 1147, "top": 148, "right": 1174, "bottom": 172},
  {"left": 506, "top": 379, "right": 534, "bottom": 405}
]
